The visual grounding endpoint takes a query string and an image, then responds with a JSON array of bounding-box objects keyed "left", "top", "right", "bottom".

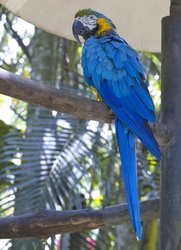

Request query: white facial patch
[{"left": 76, "top": 15, "right": 97, "bottom": 31}]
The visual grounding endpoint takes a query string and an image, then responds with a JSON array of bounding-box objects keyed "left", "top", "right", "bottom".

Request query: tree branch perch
[
  {"left": 0, "top": 68, "right": 171, "bottom": 144},
  {"left": 0, "top": 199, "right": 159, "bottom": 240}
]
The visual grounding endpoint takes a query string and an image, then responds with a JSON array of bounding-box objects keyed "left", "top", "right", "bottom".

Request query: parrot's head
[{"left": 72, "top": 9, "right": 116, "bottom": 43}]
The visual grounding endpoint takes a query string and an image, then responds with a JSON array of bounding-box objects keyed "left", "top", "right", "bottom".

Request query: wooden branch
[
  {"left": 0, "top": 199, "right": 159, "bottom": 240},
  {"left": 0, "top": 68, "right": 112, "bottom": 123},
  {"left": 0, "top": 68, "right": 171, "bottom": 144}
]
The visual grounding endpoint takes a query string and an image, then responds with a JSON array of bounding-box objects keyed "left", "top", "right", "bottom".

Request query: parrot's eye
[{"left": 88, "top": 15, "right": 97, "bottom": 22}]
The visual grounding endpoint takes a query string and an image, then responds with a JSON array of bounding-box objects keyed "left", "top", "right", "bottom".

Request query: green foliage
[{"left": 143, "top": 52, "right": 161, "bottom": 114}]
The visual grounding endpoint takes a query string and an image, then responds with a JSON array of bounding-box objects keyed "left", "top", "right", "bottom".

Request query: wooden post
[{"left": 161, "top": 0, "right": 181, "bottom": 249}]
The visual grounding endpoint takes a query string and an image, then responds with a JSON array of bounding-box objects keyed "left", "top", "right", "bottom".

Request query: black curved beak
[{"left": 72, "top": 19, "right": 84, "bottom": 43}]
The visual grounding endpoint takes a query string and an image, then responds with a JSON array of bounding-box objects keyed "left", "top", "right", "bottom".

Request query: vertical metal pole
[{"left": 161, "top": 1, "right": 181, "bottom": 249}]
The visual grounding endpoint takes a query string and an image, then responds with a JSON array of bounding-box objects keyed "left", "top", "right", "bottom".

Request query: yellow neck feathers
[{"left": 95, "top": 18, "right": 112, "bottom": 35}]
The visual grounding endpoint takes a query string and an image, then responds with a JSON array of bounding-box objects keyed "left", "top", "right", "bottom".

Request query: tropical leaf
[{"left": 0, "top": 102, "right": 115, "bottom": 249}]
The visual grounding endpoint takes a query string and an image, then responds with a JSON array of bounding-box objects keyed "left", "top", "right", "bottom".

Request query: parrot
[{"left": 72, "top": 9, "right": 162, "bottom": 240}]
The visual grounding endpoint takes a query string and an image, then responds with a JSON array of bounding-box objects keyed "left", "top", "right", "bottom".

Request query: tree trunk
[{"left": 160, "top": 1, "right": 181, "bottom": 249}]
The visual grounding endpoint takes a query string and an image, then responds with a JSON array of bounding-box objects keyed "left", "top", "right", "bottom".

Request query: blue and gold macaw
[{"left": 72, "top": 9, "right": 162, "bottom": 239}]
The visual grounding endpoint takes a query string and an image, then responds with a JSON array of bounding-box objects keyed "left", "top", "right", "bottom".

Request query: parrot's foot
[{"left": 91, "top": 86, "right": 102, "bottom": 101}]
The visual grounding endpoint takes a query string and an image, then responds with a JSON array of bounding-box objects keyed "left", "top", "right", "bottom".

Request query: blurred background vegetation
[{"left": 0, "top": 5, "right": 161, "bottom": 250}]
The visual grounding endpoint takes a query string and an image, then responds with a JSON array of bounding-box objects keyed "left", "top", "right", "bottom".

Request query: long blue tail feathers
[
  {"left": 115, "top": 117, "right": 142, "bottom": 239},
  {"left": 99, "top": 80, "right": 162, "bottom": 239}
]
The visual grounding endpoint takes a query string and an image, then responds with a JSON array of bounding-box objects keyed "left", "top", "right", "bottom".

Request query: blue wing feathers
[
  {"left": 82, "top": 32, "right": 162, "bottom": 239},
  {"left": 96, "top": 63, "right": 103, "bottom": 75},
  {"left": 118, "top": 68, "right": 127, "bottom": 78},
  {"left": 105, "top": 58, "right": 114, "bottom": 70},
  {"left": 112, "top": 40, "right": 122, "bottom": 48},
  {"left": 118, "top": 78, "right": 130, "bottom": 96},
  {"left": 114, "top": 107, "right": 161, "bottom": 160},
  {"left": 113, "top": 50, "right": 124, "bottom": 68},
  {"left": 127, "top": 55, "right": 144, "bottom": 74},
  {"left": 108, "top": 47, "right": 117, "bottom": 59},
  {"left": 124, "top": 74, "right": 137, "bottom": 87},
  {"left": 124, "top": 61, "right": 137, "bottom": 77},
  {"left": 134, "top": 84, "right": 155, "bottom": 110},
  {"left": 98, "top": 80, "right": 161, "bottom": 160},
  {"left": 125, "top": 45, "right": 139, "bottom": 58}
]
